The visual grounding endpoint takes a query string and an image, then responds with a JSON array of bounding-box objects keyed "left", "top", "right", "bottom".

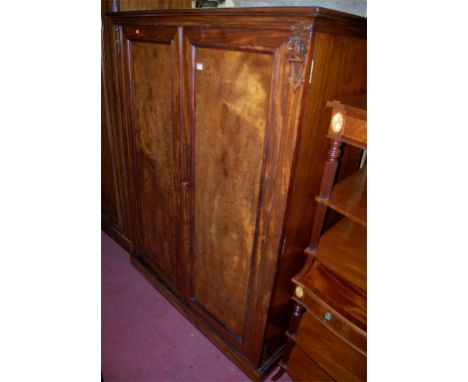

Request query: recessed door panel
[
  {"left": 124, "top": 27, "right": 181, "bottom": 286},
  {"left": 192, "top": 47, "right": 273, "bottom": 339}
]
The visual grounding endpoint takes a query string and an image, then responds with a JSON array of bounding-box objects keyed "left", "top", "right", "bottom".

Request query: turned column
[
  {"left": 271, "top": 287, "right": 306, "bottom": 381},
  {"left": 308, "top": 139, "right": 343, "bottom": 252}
]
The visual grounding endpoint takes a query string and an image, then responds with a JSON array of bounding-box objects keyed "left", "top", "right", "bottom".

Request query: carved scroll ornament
[{"left": 287, "top": 24, "right": 312, "bottom": 91}]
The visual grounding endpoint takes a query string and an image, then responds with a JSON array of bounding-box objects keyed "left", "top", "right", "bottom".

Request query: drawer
[
  {"left": 286, "top": 344, "right": 333, "bottom": 382},
  {"left": 300, "top": 292, "right": 366, "bottom": 353},
  {"left": 293, "top": 310, "right": 366, "bottom": 381},
  {"left": 294, "top": 261, "right": 366, "bottom": 353}
]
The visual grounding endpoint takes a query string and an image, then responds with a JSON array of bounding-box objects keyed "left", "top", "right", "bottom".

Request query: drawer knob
[
  {"left": 294, "top": 286, "right": 304, "bottom": 299},
  {"left": 323, "top": 311, "right": 332, "bottom": 322}
]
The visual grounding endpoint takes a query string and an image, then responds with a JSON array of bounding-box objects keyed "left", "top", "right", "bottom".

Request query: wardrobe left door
[
  {"left": 118, "top": 25, "right": 183, "bottom": 292},
  {"left": 101, "top": 15, "right": 133, "bottom": 251}
]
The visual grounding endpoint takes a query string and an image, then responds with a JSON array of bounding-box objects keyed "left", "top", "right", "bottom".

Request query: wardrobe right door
[{"left": 181, "top": 24, "right": 312, "bottom": 366}]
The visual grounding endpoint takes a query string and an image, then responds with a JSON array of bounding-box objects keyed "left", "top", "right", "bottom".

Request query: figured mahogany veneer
[{"left": 101, "top": 7, "right": 366, "bottom": 380}]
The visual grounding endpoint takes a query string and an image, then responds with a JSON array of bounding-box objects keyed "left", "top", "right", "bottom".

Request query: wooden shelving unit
[{"left": 274, "top": 96, "right": 367, "bottom": 382}]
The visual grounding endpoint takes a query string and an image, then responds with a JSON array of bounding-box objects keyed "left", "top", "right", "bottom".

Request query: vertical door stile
[{"left": 179, "top": 27, "right": 194, "bottom": 302}]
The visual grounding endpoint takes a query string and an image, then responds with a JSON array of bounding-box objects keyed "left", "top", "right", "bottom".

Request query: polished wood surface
[
  {"left": 296, "top": 290, "right": 367, "bottom": 352},
  {"left": 117, "top": 0, "right": 192, "bottom": 11},
  {"left": 180, "top": 22, "right": 315, "bottom": 366},
  {"left": 291, "top": 310, "right": 366, "bottom": 381},
  {"left": 103, "top": 7, "right": 367, "bottom": 379},
  {"left": 317, "top": 166, "right": 367, "bottom": 226},
  {"left": 108, "top": 7, "right": 365, "bottom": 35},
  {"left": 327, "top": 97, "right": 367, "bottom": 149},
  {"left": 327, "top": 95, "right": 367, "bottom": 118},
  {"left": 281, "top": 258, "right": 367, "bottom": 381},
  {"left": 307, "top": 216, "right": 366, "bottom": 292},
  {"left": 282, "top": 345, "right": 333, "bottom": 382},
  {"left": 101, "top": 6, "right": 133, "bottom": 250},
  {"left": 293, "top": 259, "right": 367, "bottom": 356},
  {"left": 338, "top": 115, "right": 367, "bottom": 147},
  {"left": 101, "top": 65, "right": 120, "bottom": 226},
  {"left": 295, "top": 259, "right": 366, "bottom": 336},
  {"left": 129, "top": 37, "right": 179, "bottom": 283},
  {"left": 271, "top": 301, "right": 305, "bottom": 381},
  {"left": 310, "top": 94, "right": 367, "bottom": 241},
  {"left": 193, "top": 47, "right": 272, "bottom": 339}
]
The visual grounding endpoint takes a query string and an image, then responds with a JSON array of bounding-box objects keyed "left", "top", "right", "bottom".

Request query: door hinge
[
  {"left": 280, "top": 237, "right": 287, "bottom": 257},
  {"left": 115, "top": 26, "right": 121, "bottom": 56}
]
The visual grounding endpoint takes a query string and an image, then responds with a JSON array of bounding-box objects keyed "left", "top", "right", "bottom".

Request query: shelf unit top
[
  {"left": 327, "top": 95, "right": 367, "bottom": 119},
  {"left": 326, "top": 95, "right": 367, "bottom": 149}
]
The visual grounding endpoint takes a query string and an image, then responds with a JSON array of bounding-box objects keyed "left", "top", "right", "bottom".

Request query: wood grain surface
[
  {"left": 193, "top": 47, "right": 273, "bottom": 339},
  {"left": 292, "top": 310, "right": 366, "bottom": 381},
  {"left": 101, "top": 12, "right": 133, "bottom": 250},
  {"left": 102, "top": 65, "right": 120, "bottom": 225},
  {"left": 118, "top": 0, "right": 191, "bottom": 10},
  {"left": 263, "top": 31, "right": 367, "bottom": 360},
  {"left": 341, "top": 115, "right": 367, "bottom": 146},
  {"left": 180, "top": 24, "right": 312, "bottom": 365},
  {"left": 317, "top": 166, "right": 367, "bottom": 226},
  {"left": 296, "top": 258, "right": 366, "bottom": 328},
  {"left": 283, "top": 344, "right": 333, "bottom": 382},
  {"left": 104, "top": 7, "right": 367, "bottom": 377},
  {"left": 130, "top": 39, "right": 179, "bottom": 282},
  {"left": 308, "top": 217, "right": 366, "bottom": 292},
  {"left": 327, "top": 96, "right": 367, "bottom": 148}
]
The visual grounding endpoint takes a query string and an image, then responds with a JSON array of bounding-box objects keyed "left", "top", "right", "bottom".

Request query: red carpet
[{"left": 102, "top": 231, "right": 292, "bottom": 382}]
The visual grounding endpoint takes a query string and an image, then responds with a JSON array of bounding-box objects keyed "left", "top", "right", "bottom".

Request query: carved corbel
[{"left": 287, "top": 24, "right": 312, "bottom": 91}]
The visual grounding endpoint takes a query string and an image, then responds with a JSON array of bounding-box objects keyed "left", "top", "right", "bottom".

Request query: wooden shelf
[
  {"left": 280, "top": 340, "right": 334, "bottom": 382},
  {"left": 305, "top": 217, "right": 366, "bottom": 292},
  {"left": 316, "top": 166, "right": 366, "bottom": 227}
]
